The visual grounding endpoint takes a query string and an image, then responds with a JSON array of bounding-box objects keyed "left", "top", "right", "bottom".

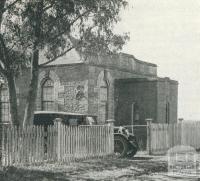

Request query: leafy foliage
[
  {"left": 2, "top": 0, "right": 129, "bottom": 65},
  {"left": 0, "top": 0, "right": 129, "bottom": 125},
  {"left": 0, "top": 0, "right": 31, "bottom": 77}
]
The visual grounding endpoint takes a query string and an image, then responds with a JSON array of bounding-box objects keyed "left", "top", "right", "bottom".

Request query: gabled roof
[
  {"left": 39, "top": 49, "right": 157, "bottom": 76},
  {"left": 39, "top": 49, "right": 82, "bottom": 66}
]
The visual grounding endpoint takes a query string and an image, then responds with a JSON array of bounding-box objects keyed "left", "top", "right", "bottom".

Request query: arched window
[
  {"left": 41, "top": 78, "right": 54, "bottom": 110},
  {"left": 0, "top": 85, "right": 11, "bottom": 123},
  {"left": 99, "top": 79, "right": 108, "bottom": 123}
]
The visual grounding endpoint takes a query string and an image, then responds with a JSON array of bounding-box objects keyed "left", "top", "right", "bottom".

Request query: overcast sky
[{"left": 115, "top": 0, "right": 200, "bottom": 120}]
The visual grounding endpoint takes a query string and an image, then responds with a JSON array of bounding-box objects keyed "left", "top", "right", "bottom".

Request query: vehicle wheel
[
  {"left": 114, "top": 135, "right": 128, "bottom": 157},
  {"left": 126, "top": 146, "right": 138, "bottom": 158}
]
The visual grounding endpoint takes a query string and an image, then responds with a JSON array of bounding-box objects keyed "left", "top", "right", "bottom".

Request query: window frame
[{"left": 41, "top": 78, "right": 54, "bottom": 111}]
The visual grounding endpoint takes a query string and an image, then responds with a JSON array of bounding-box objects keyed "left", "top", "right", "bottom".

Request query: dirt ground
[{"left": 0, "top": 152, "right": 198, "bottom": 181}]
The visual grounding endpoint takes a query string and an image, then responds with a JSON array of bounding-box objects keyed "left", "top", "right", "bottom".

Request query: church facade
[{"left": 0, "top": 51, "right": 178, "bottom": 126}]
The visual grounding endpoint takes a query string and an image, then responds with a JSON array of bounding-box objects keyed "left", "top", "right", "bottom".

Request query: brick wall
[
  {"left": 114, "top": 79, "right": 157, "bottom": 125},
  {"left": 114, "top": 78, "right": 178, "bottom": 126},
  {"left": 170, "top": 81, "right": 178, "bottom": 123},
  {"left": 85, "top": 53, "right": 158, "bottom": 122},
  {"left": 157, "top": 78, "right": 178, "bottom": 123},
  {"left": 87, "top": 65, "right": 156, "bottom": 124}
]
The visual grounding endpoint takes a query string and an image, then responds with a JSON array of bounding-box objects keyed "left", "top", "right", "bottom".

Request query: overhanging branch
[{"left": 39, "top": 46, "right": 75, "bottom": 67}]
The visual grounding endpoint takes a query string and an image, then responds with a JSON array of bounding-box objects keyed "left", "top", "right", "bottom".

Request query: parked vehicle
[
  {"left": 114, "top": 126, "right": 138, "bottom": 157},
  {"left": 33, "top": 111, "right": 97, "bottom": 126},
  {"left": 33, "top": 111, "right": 138, "bottom": 158}
]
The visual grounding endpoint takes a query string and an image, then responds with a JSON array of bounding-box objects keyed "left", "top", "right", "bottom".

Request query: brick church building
[{"left": 0, "top": 50, "right": 178, "bottom": 126}]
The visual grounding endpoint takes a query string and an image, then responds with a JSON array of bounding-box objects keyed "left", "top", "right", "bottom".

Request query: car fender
[{"left": 114, "top": 133, "right": 128, "bottom": 140}]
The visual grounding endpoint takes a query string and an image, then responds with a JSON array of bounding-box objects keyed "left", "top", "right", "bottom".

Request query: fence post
[
  {"left": 54, "top": 118, "right": 63, "bottom": 162},
  {"left": 146, "top": 118, "right": 153, "bottom": 155},
  {"left": 1, "top": 124, "right": 4, "bottom": 166},
  {"left": 106, "top": 119, "right": 115, "bottom": 154}
]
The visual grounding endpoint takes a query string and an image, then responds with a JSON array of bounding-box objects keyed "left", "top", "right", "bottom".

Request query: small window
[{"left": 42, "top": 79, "right": 54, "bottom": 110}]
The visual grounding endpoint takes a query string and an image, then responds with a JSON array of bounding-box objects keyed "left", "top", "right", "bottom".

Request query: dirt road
[{"left": 0, "top": 154, "right": 198, "bottom": 180}]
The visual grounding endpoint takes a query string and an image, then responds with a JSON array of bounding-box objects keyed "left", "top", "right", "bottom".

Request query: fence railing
[
  {"left": 147, "top": 122, "right": 200, "bottom": 155},
  {"left": 1, "top": 122, "right": 114, "bottom": 166}
]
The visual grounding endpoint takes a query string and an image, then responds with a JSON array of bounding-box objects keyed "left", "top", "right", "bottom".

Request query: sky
[{"left": 115, "top": 0, "right": 200, "bottom": 120}]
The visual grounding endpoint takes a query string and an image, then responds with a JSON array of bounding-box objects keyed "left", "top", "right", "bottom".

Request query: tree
[
  {"left": 0, "top": 0, "right": 129, "bottom": 126},
  {"left": 0, "top": 0, "right": 29, "bottom": 126}
]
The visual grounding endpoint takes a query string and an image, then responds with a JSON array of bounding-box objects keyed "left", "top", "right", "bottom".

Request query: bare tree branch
[
  {"left": 39, "top": 46, "right": 75, "bottom": 67},
  {"left": 69, "top": 9, "right": 92, "bottom": 27}
]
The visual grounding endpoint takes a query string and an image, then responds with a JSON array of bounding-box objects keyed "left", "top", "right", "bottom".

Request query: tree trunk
[
  {"left": 23, "top": 48, "right": 39, "bottom": 126},
  {"left": 7, "top": 73, "right": 19, "bottom": 126},
  {"left": 23, "top": 0, "right": 43, "bottom": 127},
  {"left": 0, "top": 0, "right": 6, "bottom": 22}
]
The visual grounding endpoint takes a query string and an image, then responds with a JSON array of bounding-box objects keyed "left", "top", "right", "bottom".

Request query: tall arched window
[
  {"left": 41, "top": 78, "right": 54, "bottom": 110},
  {"left": 99, "top": 79, "right": 108, "bottom": 123},
  {"left": 0, "top": 85, "right": 11, "bottom": 123}
]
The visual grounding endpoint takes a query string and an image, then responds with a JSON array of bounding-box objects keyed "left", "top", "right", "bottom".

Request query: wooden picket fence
[
  {"left": 1, "top": 123, "right": 114, "bottom": 166},
  {"left": 148, "top": 122, "right": 200, "bottom": 155}
]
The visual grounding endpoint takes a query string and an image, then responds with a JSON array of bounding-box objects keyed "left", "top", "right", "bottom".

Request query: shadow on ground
[{"left": 0, "top": 156, "right": 168, "bottom": 181}]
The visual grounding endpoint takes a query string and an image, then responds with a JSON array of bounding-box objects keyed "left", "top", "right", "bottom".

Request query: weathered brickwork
[
  {"left": 63, "top": 80, "right": 88, "bottom": 113},
  {"left": 36, "top": 65, "right": 89, "bottom": 114}
]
